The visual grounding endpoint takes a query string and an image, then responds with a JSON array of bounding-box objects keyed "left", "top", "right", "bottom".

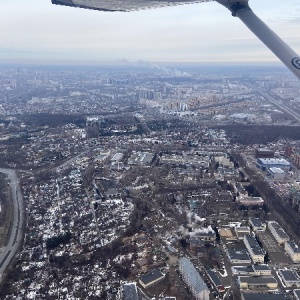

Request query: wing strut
[{"left": 216, "top": 0, "right": 300, "bottom": 80}]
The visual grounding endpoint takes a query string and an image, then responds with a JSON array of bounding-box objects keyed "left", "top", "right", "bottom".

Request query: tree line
[{"left": 215, "top": 124, "right": 300, "bottom": 144}]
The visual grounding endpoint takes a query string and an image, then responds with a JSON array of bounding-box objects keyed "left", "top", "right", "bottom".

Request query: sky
[{"left": 0, "top": 0, "right": 300, "bottom": 65}]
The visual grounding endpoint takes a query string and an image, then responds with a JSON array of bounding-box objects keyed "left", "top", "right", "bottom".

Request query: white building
[
  {"left": 237, "top": 196, "right": 264, "bottom": 207},
  {"left": 268, "top": 221, "right": 289, "bottom": 245},
  {"left": 257, "top": 158, "right": 290, "bottom": 171},
  {"left": 249, "top": 217, "right": 266, "bottom": 232},
  {"left": 232, "top": 265, "right": 271, "bottom": 276},
  {"left": 243, "top": 235, "right": 265, "bottom": 264},
  {"left": 268, "top": 167, "right": 285, "bottom": 180},
  {"left": 285, "top": 241, "right": 300, "bottom": 263},
  {"left": 178, "top": 257, "right": 209, "bottom": 300}
]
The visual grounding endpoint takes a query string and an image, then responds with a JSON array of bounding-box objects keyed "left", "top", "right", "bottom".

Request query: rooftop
[
  {"left": 286, "top": 240, "right": 300, "bottom": 253},
  {"left": 294, "top": 290, "right": 300, "bottom": 299},
  {"left": 206, "top": 269, "right": 222, "bottom": 286},
  {"left": 178, "top": 257, "right": 209, "bottom": 294},
  {"left": 249, "top": 217, "right": 264, "bottom": 228},
  {"left": 244, "top": 235, "right": 265, "bottom": 256},
  {"left": 227, "top": 249, "right": 251, "bottom": 261},
  {"left": 253, "top": 265, "right": 271, "bottom": 271},
  {"left": 257, "top": 158, "right": 290, "bottom": 166},
  {"left": 279, "top": 269, "right": 300, "bottom": 282},
  {"left": 122, "top": 283, "right": 140, "bottom": 300},
  {"left": 140, "top": 269, "right": 165, "bottom": 286},
  {"left": 269, "top": 167, "right": 285, "bottom": 174},
  {"left": 242, "top": 293, "right": 286, "bottom": 300},
  {"left": 239, "top": 276, "right": 277, "bottom": 284},
  {"left": 268, "top": 221, "right": 289, "bottom": 240}
]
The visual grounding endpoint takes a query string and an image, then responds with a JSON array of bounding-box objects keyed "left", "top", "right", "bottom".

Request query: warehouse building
[{"left": 257, "top": 158, "right": 290, "bottom": 171}]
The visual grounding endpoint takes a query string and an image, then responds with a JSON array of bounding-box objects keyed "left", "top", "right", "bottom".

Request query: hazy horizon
[{"left": 1, "top": 0, "right": 300, "bottom": 66}]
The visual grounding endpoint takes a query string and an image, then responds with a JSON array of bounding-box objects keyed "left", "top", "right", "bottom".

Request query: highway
[
  {"left": 0, "top": 169, "right": 24, "bottom": 280},
  {"left": 247, "top": 83, "right": 300, "bottom": 122}
]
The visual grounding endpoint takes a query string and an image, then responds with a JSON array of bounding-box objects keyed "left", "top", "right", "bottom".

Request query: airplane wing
[
  {"left": 216, "top": 0, "right": 300, "bottom": 80},
  {"left": 51, "top": 0, "right": 211, "bottom": 12}
]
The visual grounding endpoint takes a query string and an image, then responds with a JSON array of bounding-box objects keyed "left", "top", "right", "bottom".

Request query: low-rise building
[
  {"left": 226, "top": 249, "right": 251, "bottom": 264},
  {"left": 235, "top": 226, "right": 251, "bottom": 240},
  {"left": 255, "top": 148, "right": 275, "bottom": 159},
  {"left": 242, "top": 293, "right": 286, "bottom": 300},
  {"left": 238, "top": 276, "right": 278, "bottom": 290},
  {"left": 206, "top": 269, "right": 224, "bottom": 292},
  {"left": 190, "top": 239, "right": 206, "bottom": 257},
  {"left": 105, "top": 188, "right": 122, "bottom": 199},
  {"left": 111, "top": 152, "right": 124, "bottom": 162},
  {"left": 214, "top": 155, "right": 233, "bottom": 168},
  {"left": 219, "top": 228, "right": 237, "bottom": 241},
  {"left": 193, "top": 231, "right": 216, "bottom": 242},
  {"left": 121, "top": 282, "right": 140, "bottom": 300},
  {"left": 217, "top": 167, "right": 239, "bottom": 181},
  {"left": 232, "top": 266, "right": 256, "bottom": 276},
  {"left": 252, "top": 264, "right": 271, "bottom": 276},
  {"left": 160, "top": 153, "right": 210, "bottom": 168},
  {"left": 249, "top": 217, "right": 266, "bottom": 232},
  {"left": 94, "top": 151, "right": 110, "bottom": 163},
  {"left": 128, "top": 151, "right": 155, "bottom": 167},
  {"left": 234, "top": 182, "right": 248, "bottom": 198},
  {"left": 243, "top": 235, "right": 265, "bottom": 264},
  {"left": 268, "top": 221, "right": 289, "bottom": 245},
  {"left": 257, "top": 158, "right": 290, "bottom": 171},
  {"left": 294, "top": 289, "right": 300, "bottom": 300},
  {"left": 285, "top": 240, "right": 300, "bottom": 263},
  {"left": 237, "top": 196, "right": 264, "bottom": 206},
  {"left": 188, "top": 199, "right": 198, "bottom": 211},
  {"left": 278, "top": 269, "right": 300, "bottom": 287},
  {"left": 232, "top": 265, "right": 271, "bottom": 276},
  {"left": 139, "top": 269, "right": 165, "bottom": 288},
  {"left": 178, "top": 257, "right": 210, "bottom": 300},
  {"left": 268, "top": 167, "right": 285, "bottom": 180}
]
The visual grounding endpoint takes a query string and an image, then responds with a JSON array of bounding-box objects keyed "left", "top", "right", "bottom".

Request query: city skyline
[{"left": 1, "top": 0, "right": 300, "bottom": 65}]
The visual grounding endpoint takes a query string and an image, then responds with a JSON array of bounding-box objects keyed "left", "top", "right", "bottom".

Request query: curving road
[{"left": 0, "top": 169, "right": 24, "bottom": 280}]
